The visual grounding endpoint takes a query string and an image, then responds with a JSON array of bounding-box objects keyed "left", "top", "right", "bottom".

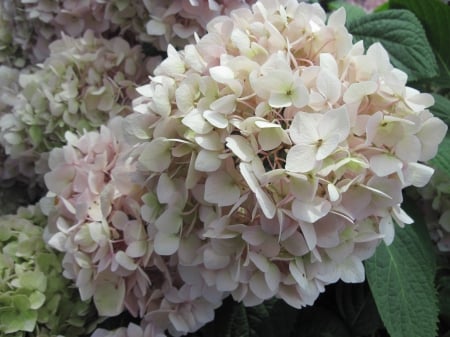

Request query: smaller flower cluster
[
  {"left": 0, "top": 0, "right": 151, "bottom": 64},
  {"left": 414, "top": 169, "right": 450, "bottom": 252},
  {"left": 144, "top": 0, "right": 256, "bottom": 50},
  {"left": 0, "top": 204, "right": 97, "bottom": 337},
  {"left": 43, "top": 117, "right": 222, "bottom": 336},
  {"left": 0, "top": 30, "right": 150, "bottom": 177},
  {"left": 345, "top": 0, "right": 387, "bottom": 12}
]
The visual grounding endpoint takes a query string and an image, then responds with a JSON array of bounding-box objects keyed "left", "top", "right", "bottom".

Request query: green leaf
[
  {"left": 328, "top": 1, "right": 366, "bottom": 23},
  {"left": 291, "top": 306, "right": 352, "bottom": 337},
  {"left": 401, "top": 197, "right": 437, "bottom": 280},
  {"left": 365, "top": 216, "right": 439, "bottom": 337},
  {"left": 199, "top": 297, "right": 298, "bottom": 337},
  {"left": 246, "top": 299, "right": 298, "bottom": 337},
  {"left": 430, "top": 93, "right": 450, "bottom": 125},
  {"left": 347, "top": 9, "right": 438, "bottom": 82},
  {"left": 430, "top": 135, "right": 450, "bottom": 173},
  {"left": 437, "top": 276, "right": 450, "bottom": 319},
  {"left": 389, "top": 0, "right": 450, "bottom": 86},
  {"left": 200, "top": 298, "right": 248, "bottom": 337},
  {"left": 335, "top": 282, "right": 383, "bottom": 336}
]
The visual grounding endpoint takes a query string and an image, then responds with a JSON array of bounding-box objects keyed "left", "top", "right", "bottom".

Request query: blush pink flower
[{"left": 128, "top": 0, "right": 447, "bottom": 320}]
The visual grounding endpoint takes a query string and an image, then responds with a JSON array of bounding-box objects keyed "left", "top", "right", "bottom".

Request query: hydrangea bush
[
  {"left": 1, "top": 0, "right": 450, "bottom": 336},
  {"left": 40, "top": 0, "right": 448, "bottom": 336}
]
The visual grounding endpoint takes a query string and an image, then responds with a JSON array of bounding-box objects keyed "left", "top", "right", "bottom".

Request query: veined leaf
[
  {"left": 365, "top": 206, "right": 439, "bottom": 337},
  {"left": 431, "top": 94, "right": 450, "bottom": 125},
  {"left": 430, "top": 135, "right": 450, "bottom": 174},
  {"left": 347, "top": 10, "right": 438, "bottom": 82},
  {"left": 335, "top": 282, "right": 383, "bottom": 336},
  {"left": 389, "top": 0, "right": 450, "bottom": 87},
  {"left": 292, "top": 306, "right": 352, "bottom": 337},
  {"left": 199, "top": 297, "right": 298, "bottom": 337}
]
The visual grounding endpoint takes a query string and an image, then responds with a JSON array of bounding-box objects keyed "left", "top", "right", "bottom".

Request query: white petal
[
  {"left": 155, "top": 209, "right": 182, "bottom": 234},
  {"left": 203, "top": 247, "right": 230, "bottom": 269},
  {"left": 402, "top": 162, "right": 434, "bottom": 187},
  {"left": 182, "top": 109, "right": 213, "bottom": 134},
  {"left": 285, "top": 144, "right": 317, "bottom": 173},
  {"left": 204, "top": 110, "right": 229, "bottom": 128},
  {"left": 316, "top": 134, "right": 340, "bottom": 160},
  {"left": 289, "top": 258, "right": 308, "bottom": 288},
  {"left": 93, "top": 277, "right": 125, "bottom": 317},
  {"left": 298, "top": 221, "right": 317, "bottom": 250},
  {"left": 195, "top": 149, "right": 222, "bottom": 172},
  {"left": 320, "top": 106, "right": 350, "bottom": 144},
  {"left": 395, "top": 135, "right": 421, "bottom": 162},
  {"left": 204, "top": 172, "right": 241, "bottom": 206},
  {"left": 338, "top": 256, "right": 365, "bottom": 283},
  {"left": 240, "top": 163, "right": 276, "bottom": 219},
  {"left": 226, "top": 135, "right": 255, "bottom": 162},
  {"left": 126, "top": 241, "right": 147, "bottom": 258},
  {"left": 115, "top": 251, "right": 137, "bottom": 271},
  {"left": 139, "top": 139, "right": 171, "bottom": 172},
  {"left": 154, "top": 231, "right": 180, "bottom": 255},
  {"left": 195, "top": 132, "right": 222, "bottom": 151},
  {"left": 265, "top": 264, "right": 281, "bottom": 292},
  {"left": 370, "top": 154, "right": 403, "bottom": 177},
  {"left": 249, "top": 272, "right": 274, "bottom": 300},
  {"left": 157, "top": 173, "right": 176, "bottom": 204},
  {"left": 292, "top": 197, "right": 331, "bottom": 223},
  {"left": 209, "top": 66, "right": 235, "bottom": 83},
  {"left": 289, "top": 112, "right": 320, "bottom": 144},
  {"left": 380, "top": 215, "right": 395, "bottom": 245},
  {"left": 210, "top": 94, "right": 236, "bottom": 114},
  {"left": 316, "top": 70, "right": 341, "bottom": 103},
  {"left": 343, "top": 81, "right": 377, "bottom": 104}
]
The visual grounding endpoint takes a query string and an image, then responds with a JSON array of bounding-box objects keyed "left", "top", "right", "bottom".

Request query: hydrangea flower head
[
  {"left": 0, "top": 205, "right": 97, "bottom": 336},
  {"left": 43, "top": 116, "right": 223, "bottom": 335},
  {"left": 0, "top": 0, "right": 151, "bottom": 63},
  {"left": 414, "top": 169, "right": 450, "bottom": 252},
  {"left": 0, "top": 31, "right": 151, "bottom": 172},
  {"left": 130, "top": 0, "right": 447, "bottom": 312}
]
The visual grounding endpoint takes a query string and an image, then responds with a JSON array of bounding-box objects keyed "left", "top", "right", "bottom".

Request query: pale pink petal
[{"left": 285, "top": 144, "right": 317, "bottom": 173}]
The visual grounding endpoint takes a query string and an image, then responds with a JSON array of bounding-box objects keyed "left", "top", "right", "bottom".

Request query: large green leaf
[
  {"left": 291, "top": 306, "right": 352, "bottom": 337},
  {"left": 199, "top": 297, "right": 298, "bottom": 337},
  {"left": 335, "top": 282, "right": 383, "bottom": 336},
  {"left": 431, "top": 94, "right": 450, "bottom": 125},
  {"left": 365, "top": 206, "right": 439, "bottom": 337},
  {"left": 389, "top": 0, "right": 450, "bottom": 87},
  {"left": 347, "top": 10, "right": 438, "bottom": 82},
  {"left": 430, "top": 135, "right": 450, "bottom": 174}
]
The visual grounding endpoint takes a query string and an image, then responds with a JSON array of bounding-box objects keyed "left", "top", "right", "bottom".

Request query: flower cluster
[
  {"left": 345, "top": 0, "right": 386, "bottom": 11},
  {"left": 43, "top": 117, "right": 222, "bottom": 336},
  {"left": 129, "top": 0, "right": 446, "bottom": 312},
  {"left": 144, "top": 0, "right": 256, "bottom": 50},
  {"left": 0, "top": 204, "right": 97, "bottom": 337},
  {"left": 0, "top": 30, "right": 150, "bottom": 175},
  {"left": 0, "top": 0, "right": 152, "bottom": 64},
  {"left": 414, "top": 169, "right": 450, "bottom": 252}
]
